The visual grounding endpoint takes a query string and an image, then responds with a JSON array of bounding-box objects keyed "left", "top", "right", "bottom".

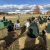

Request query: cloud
[
  {"left": 43, "top": 4, "right": 50, "bottom": 10},
  {"left": 0, "top": 4, "right": 50, "bottom": 13}
]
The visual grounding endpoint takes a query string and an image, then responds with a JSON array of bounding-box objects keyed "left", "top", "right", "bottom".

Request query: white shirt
[
  {"left": 15, "top": 23, "right": 21, "bottom": 29},
  {"left": 25, "top": 22, "right": 30, "bottom": 28}
]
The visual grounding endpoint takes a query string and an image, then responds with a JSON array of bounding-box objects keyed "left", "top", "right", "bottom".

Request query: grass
[{"left": 0, "top": 14, "right": 50, "bottom": 50}]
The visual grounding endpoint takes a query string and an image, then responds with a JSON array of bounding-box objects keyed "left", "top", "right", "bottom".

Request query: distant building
[{"left": 33, "top": 6, "right": 42, "bottom": 14}]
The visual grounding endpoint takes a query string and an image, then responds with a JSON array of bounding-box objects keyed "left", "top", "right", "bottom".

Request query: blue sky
[
  {"left": 0, "top": 0, "right": 50, "bottom": 13},
  {"left": 0, "top": 0, "right": 50, "bottom": 5}
]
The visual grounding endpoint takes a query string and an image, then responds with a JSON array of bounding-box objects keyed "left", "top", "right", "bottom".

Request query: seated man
[
  {"left": 15, "top": 20, "right": 21, "bottom": 30},
  {"left": 27, "top": 17, "right": 39, "bottom": 38},
  {"left": 7, "top": 20, "right": 15, "bottom": 37},
  {"left": 7, "top": 20, "right": 14, "bottom": 32}
]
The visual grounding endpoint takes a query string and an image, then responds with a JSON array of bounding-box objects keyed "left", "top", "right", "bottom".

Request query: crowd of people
[
  {"left": 0, "top": 16, "right": 50, "bottom": 50},
  {"left": 1, "top": 16, "right": 49, "bottom": 33},
  {"left": 7, "top": 16, "right": 48, "bottom": 50}
]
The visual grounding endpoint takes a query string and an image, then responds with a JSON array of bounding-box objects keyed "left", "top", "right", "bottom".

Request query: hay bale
[
  {"left": 0, "top": 40, "right": 5, "bottom": 46},
  {"left": 0, "top": 40, "right": 6, "bottom": 50}
]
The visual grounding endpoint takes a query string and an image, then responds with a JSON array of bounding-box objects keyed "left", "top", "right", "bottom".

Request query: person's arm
[
  {"left": 36, "top": 23, "right": 40, "bottom": 37},
  {"left": 14, "top": 23, "right": 16, "bottom": 30},
  {"left": 12, "top": 23, "right": 14, "bottom": 27},
  {"left": 7, "top": 23, "right": 9, "bottom": 29}
]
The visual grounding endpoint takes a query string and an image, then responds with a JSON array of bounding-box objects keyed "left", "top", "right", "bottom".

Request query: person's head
[
  {"left": 29, "top": 28, "right": 33, "bottom": 33},
  {"left": 9, "top": 20, "right": 12, "bottom": 24},
  {"left": 17, "top": 20, "right": 20, "bottom": 23},
  {"left": 3, "top": 16, "right": 5, "bottom": 20},
  {"left": 31, "top": 17, "right": 35, "bottom": 21}
]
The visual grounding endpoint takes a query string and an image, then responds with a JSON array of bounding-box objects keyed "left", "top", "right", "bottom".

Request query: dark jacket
[{"left": 7, "top": 23, "right": 14, "bottom": 32}]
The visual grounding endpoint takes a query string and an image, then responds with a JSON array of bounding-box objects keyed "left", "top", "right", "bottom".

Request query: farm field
[{"left": 0, "top": 14, "right": 50, "bottom": 50}]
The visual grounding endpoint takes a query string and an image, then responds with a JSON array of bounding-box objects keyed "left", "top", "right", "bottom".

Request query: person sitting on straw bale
[{"left": 15, "top": 20, "right": 21, "bottom": 30}]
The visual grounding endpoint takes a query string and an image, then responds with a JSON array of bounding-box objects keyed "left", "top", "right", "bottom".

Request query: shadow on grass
[{"left": 0, "top": 31, "right": 19, "bottom": 50}]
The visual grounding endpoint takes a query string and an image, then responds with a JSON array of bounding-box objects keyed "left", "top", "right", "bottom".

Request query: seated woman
[
  {"left": 15, "top": 20, "right": 21, "bottom": 30},
  {"left": 25, "top": 19, "right": 30, "bottom": 28}
]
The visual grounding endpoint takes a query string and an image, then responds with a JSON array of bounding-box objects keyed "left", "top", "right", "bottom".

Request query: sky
[
  {"left": 0, "top": 0, "right": 50, "bottom": 5},
  {"left": 0, "top": 0, "right": 50, "bottom": 13}
]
